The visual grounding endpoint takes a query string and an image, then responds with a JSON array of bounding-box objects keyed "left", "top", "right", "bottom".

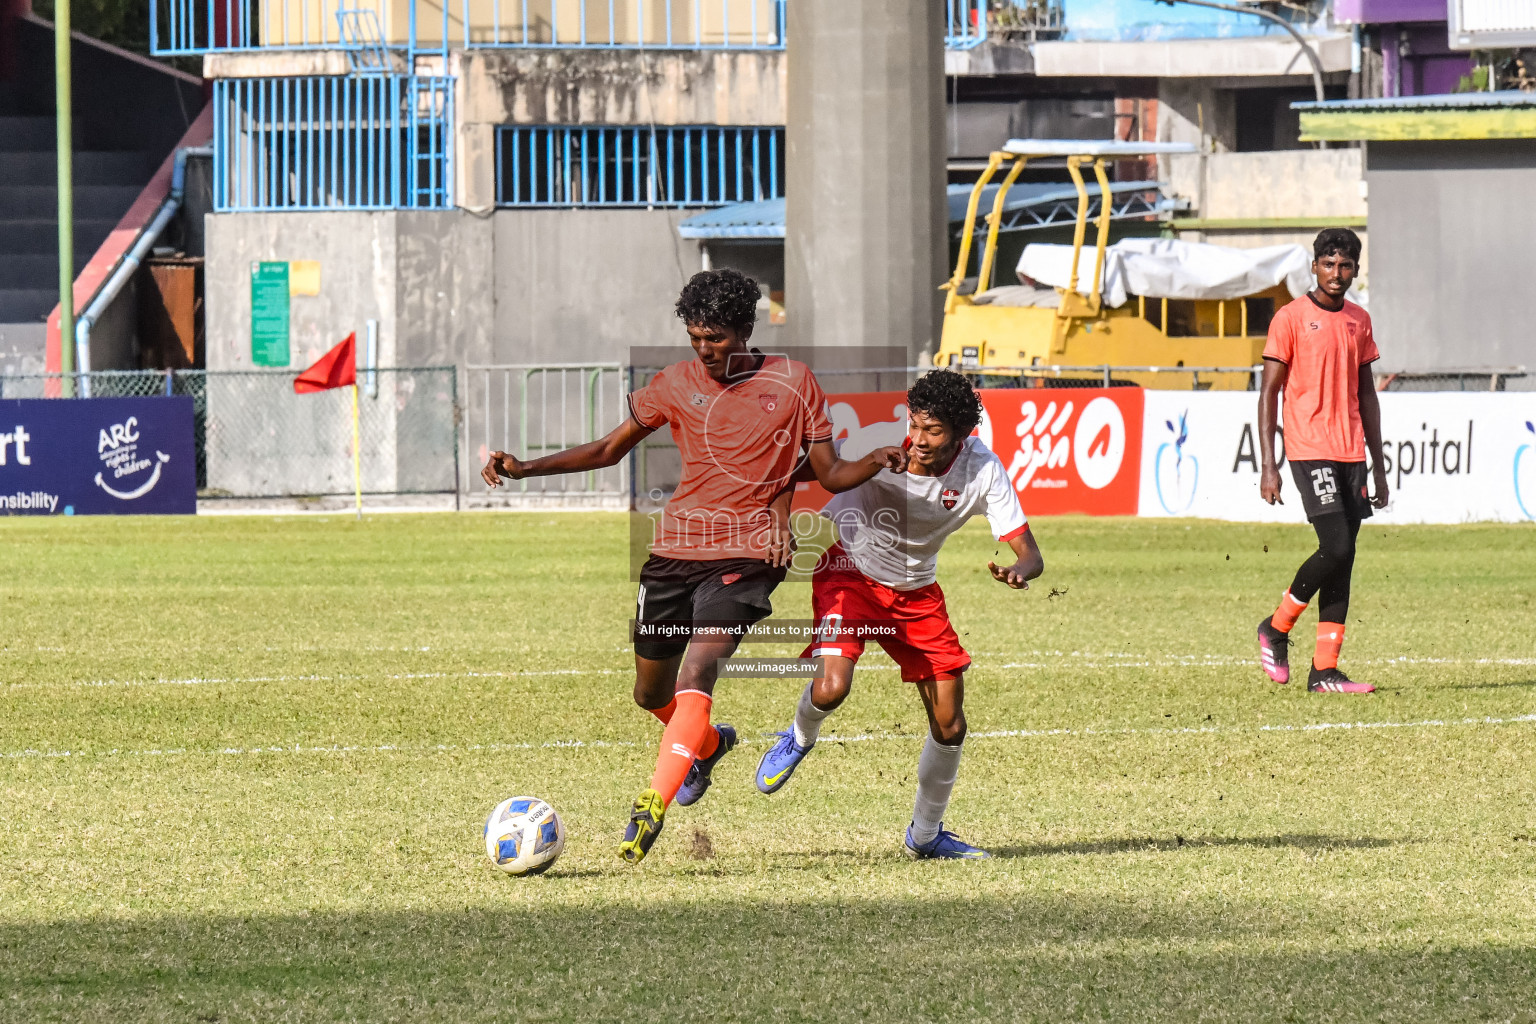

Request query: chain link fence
[
  {"left": 0, "top": 368, "right": 458, "bottom": 499},
  {"left": 3, "top": 362, "right": 1525, "bottom": 507}
]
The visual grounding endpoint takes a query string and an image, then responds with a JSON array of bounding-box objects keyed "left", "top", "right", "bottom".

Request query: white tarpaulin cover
[{"left": 1017, "top": 238, "right": 1315, "bottom": 309}]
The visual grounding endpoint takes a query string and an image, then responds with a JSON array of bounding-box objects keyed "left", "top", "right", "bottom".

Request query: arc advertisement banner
[
  {"left": 1139, "top": 391, "right": 1536, "bottom": 524},
  {"left": 0, "top": 397, "right": 196, "bottom": 515}
]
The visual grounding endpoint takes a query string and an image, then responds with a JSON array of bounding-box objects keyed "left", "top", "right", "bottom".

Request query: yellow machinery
[{"left": 936, "top": 140, "right": 1281, "bottom": 390}]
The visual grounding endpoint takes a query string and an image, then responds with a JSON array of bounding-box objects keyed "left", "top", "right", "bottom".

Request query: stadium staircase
[{"left": 0, "top": 78, "right": 149, "bottom": 327}]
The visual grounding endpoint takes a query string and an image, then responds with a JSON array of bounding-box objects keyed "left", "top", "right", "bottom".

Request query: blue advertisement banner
[{"left": 0, "top": 397, "right": 197, "bottom": 515}]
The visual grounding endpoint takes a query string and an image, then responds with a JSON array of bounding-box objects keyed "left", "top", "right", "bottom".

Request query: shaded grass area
[{"left": 2, "top": 514, "right": 1535, "bottom": 1021}]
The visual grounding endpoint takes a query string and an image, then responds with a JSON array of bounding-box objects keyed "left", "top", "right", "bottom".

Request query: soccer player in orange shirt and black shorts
[
  {"left": 481, "top": 269, "right": 903, "bottom": 862},
  {"left": 1255, "top": 228, "right": 1389, "bottom": 694}
]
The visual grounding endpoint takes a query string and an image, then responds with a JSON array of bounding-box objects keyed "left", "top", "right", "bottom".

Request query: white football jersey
[{"left": 821, "top": 436, "right": 1028, "bottom": 590}]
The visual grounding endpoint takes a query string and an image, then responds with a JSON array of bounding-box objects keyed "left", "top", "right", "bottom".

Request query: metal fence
[
  {"left": 462, "top": 0, "right": 786, "bottom": 48},
  {"left": 495, "top": 125, "right": 784, "bottom": 208},
  {"left": 0, "top": 369, "right": 459, "bottom": 499},
  {"left": 4, "top": 362, "right": 1524, "bottom": 508},
  {"left": 946, "top": 0, "right": 986, "bottom": 48},
  {"left": 152, "top": 0, "right": 785, "bottom": 54},
  {"left": 213, "top": 75, "right": 454, "bottom": 211},
  {"left": 149, "top": 0, "right": 1059, "bottom": 55},
  {"left": 464, "top": 364, "right": 629, "bottom": 504}
]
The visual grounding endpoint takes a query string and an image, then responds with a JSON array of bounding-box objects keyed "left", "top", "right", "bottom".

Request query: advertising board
[{"left": 0, "top": 397, "right": 197, "bottom": 515}]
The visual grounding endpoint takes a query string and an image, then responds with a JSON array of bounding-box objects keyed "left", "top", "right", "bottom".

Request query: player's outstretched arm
[
  {"left": 1358, "top": 363, "right": 1389, "bottom": 508},
  {"left": 482, "top": 418, "right": 652, "bottom": 488},
  {"left": 1258, "top": 357, "right": 1288, "bottom": 505},
  {"left": 802, "top": 439, "right": 907, "bottom": 493},
  {"left": 988, "top": 529, "right": 1044, "bottom": 589}
]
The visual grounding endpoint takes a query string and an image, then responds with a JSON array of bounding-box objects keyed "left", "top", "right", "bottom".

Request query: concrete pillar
[{"left": 785, "top": 0, "right": 945, "bottom": 362}]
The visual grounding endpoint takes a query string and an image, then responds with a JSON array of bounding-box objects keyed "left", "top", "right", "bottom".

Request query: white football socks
[
  {"left": 910, "top": 736, "right": 964, "bottom": 846},
  {"left": 792, "top": 683, "right": 833, "bottom": 748}
]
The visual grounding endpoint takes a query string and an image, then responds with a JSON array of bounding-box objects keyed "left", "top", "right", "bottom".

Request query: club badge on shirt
[
  {"left": 759, "top": 393, "right": 779, "bottom": 413},
  {"left": 690, "top": 393, "right": 708, "bottom": 407},
  {"left": 941, "top": 487, "right": 960, "bottom": 511}
]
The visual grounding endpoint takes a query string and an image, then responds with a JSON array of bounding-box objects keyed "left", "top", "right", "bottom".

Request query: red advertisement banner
[{"left": 796, "top": 388, "right": 1144, "bottom": 517}]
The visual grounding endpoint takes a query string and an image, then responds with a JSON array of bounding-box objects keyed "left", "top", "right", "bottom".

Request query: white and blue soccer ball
[{"left": 484, "top": 796, "right": 566, "bottom": 876}]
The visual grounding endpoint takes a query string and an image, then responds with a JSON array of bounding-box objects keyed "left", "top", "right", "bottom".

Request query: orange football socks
[
  {"left": 647, "top": 697, "right": 676, "bottom": 726},
  {"left": 1272, "top": 591, "right": 1308, "bottom": 633},
  {"left": 649, "top": 689, "right": 716, "bottom": 807},
  {"left": 1315, "top": 622, "right": 1345, "bottom": 670}
]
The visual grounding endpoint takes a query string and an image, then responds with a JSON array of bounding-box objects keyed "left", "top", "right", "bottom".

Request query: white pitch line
[
  {"left": 3, "top": 668, "right": 622, "bottom": 690},
  {"left": 4, "top": 713, "right": 1535, "bottom": 764},
  {"left": 8, "top": 655, "right": 1535, "bottom": 691}
]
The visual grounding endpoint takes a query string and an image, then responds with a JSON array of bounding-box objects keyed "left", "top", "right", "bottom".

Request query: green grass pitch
[{"left": 2, "top": 513, "right": 1535, "bottom": 1022}]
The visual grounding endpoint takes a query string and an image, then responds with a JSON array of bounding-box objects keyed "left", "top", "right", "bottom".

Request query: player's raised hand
[
  {"left": 988, "top": 560, "right": 1031, "bottom": 589},
  {"left": 481, "top": 451, "right": 526, "bottom": 488},
  {"left": 1259, "top": 464, "right": 1284, "bottom": 504},
  {"left": 869, "top": 445, "right": 908, "bottom": 474}
]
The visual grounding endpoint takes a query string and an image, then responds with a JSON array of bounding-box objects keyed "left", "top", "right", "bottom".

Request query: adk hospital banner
[
  {"left": 815, "top": 388, "right": 1536, "bottom": 525},
  {"left": 0, "top": 398, "right": 196, "bottom": 516}
]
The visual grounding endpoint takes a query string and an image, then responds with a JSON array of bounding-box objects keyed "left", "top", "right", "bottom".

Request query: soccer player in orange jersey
[
  {"left": 481, "top": 269, "right": 904, "bottom": 863},
  {"left": 1255, "top": 228, "right": 1389, "bottom": 694}
]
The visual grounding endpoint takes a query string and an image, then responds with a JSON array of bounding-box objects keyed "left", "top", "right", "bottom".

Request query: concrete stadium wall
[
  {"left": 203, "top": 207, "right": 791, "bottom": 373},
  {"left": 490, "top": 207, "right": 701, "bottom": 365},
  {"left": 1163, "top": 149, "right": 1369, "bottom": 270},
  {"left": 453, "top": 48, "right": 785, "bottom": 211},
  {"left": 1366, "top": 139, "right": 1536, "bottom": 374},
  {"left": 204, "top": 212, "right": 404, "bottom": 372},
  {"left": 0, "top": 323, "right": 45, "bottom": 376}
]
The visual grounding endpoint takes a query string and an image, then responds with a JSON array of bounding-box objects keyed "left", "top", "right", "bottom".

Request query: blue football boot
[
  {"left": 755, "top": 729, "right": 814, "bottom": 794},
  {"left": 674, "top": 724, "right": 737, "bottom": 807},
  {"left": 904, "top": 823, "right": 991, "bottom": 860}
]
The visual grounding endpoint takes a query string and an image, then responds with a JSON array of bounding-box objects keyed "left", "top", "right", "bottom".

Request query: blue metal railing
[
  {"left": 155, "top": 0, "right": 1010, "bottom": 55},
  {"left": 464, "top": 0, "right": 785, "bottom": 48},
  {"left": 495, "top": 125, "right": 784, "bottom": 208},
  {"left": 212, "top": 75, "right": 455, "bottom": 211},
  {"left": 152, "top": 0, "right": 786, "bottom": 54},
  {"left": 946, "top": 0, "right": 986, "bottom": 49}
]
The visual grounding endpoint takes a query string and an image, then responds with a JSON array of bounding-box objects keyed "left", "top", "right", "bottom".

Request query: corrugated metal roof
[
  {"left": 1293, "top": 91, "right": 1536, "bottom": 113},
  {"left": 678, "top": 181, "right": 1169, "bottom": 241},
  {"left": 675, "top": 197, "right": 786, "bottom": 239}
]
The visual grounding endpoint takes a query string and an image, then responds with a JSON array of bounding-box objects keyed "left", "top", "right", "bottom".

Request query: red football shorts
[{"left": 799, "top": 544, "right": 971, "bottom": 683}]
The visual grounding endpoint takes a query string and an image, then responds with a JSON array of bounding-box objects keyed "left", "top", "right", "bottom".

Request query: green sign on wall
[{"left": 251, "top": 261, "right": 291, "bottom": 367}]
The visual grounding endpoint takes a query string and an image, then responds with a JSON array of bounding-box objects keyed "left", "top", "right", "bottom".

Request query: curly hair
[
  {"left": 907, "top": 369, "right": 983, "bottom": 439},
  {"left": 1314, "top": 227, "right": 1362, "bottom": 263},
  {"left": 675, "top": 268, "right": 761, "bottom": 333}
]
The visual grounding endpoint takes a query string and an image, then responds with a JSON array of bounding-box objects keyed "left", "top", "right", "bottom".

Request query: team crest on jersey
[
  {"left": 759, "top": 393, "right": 779, "bottom": 413},
  {"left": 690, "top": 393, "right": 708, "bottom": 407},
  {"left": 940, "top": 488, "right": 960, "bottom": 510}
]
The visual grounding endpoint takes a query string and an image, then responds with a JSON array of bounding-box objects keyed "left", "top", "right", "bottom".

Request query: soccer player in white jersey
[{"left": 756, "top": 370, "right": 1044, "bottom": 859}]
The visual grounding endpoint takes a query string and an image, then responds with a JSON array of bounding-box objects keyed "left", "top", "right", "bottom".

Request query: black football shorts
[
  {"left": 632, "top": 554, "right": 787, "bottom": 660},
  {"left": 1289, "top": 459, "right": 1373, "bottom": 522}
]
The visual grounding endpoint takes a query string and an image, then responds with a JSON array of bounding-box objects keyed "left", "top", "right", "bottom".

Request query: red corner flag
[{"left": 293, "top": 333, "right": 357, "bottom": 393}]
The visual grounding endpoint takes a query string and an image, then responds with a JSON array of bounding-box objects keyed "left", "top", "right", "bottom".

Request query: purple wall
[
  {"left": 1334, "top": 0, "right": 1449, "bottom": 24},
  {"left": 1381, "top": 23, "right": 1473, "bottom": 97}
]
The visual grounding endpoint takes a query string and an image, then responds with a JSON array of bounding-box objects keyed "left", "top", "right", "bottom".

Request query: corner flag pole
[
  {"left": 56, "top": 0, "right": 75, "bottom": 396},
  {"left": 351, "top": 383, "right": 362, "bottom": 520}
]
